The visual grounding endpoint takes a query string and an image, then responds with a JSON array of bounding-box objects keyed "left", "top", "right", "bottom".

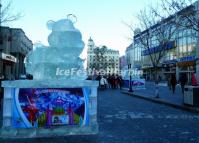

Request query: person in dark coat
[
  {"left": 170, "top": 74, "right": 177, "bottom": 94},
  {"left": 0, "top": 75, "right": 4, "bottom": 110},
  {"left": 118, "top": 76, "right": 123, "bottom": 89},
  {"left": 179, "top": 73, "right": 187, "bottom": 95},
  {"left": 167, "top": 76, "right": 171, "bottom": 90}
]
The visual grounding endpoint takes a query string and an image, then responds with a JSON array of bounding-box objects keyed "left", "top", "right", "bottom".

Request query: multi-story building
[
  {"left": 125, "top": 37, "right": 143, "bottom": 78},
  {"left": 0, "top": 27, "right": 33, "bottom": 80},
  {"left": 125, "top": 43, "right": 133, "bottom": 67},
  {"left": 126, "top": 41, "right": 142, "bottom": 69},
  {"left": 87, "top": 37, "right": 120, "bottom": 75},
  {"left": 119, "top": 55, "right": 127, "bottom": 70},
  {"left": 130, "top": 2, "right": 199, "bottom": 83}
]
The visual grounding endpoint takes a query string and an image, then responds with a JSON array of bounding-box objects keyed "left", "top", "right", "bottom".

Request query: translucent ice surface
[{"left": 25, "top": 15, "right": 86, "bottom": 80}]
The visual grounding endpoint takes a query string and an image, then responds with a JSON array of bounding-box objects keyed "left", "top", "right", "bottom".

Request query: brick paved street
[{"left": 1, "top": 88, "right": 199, "bottom": 143}]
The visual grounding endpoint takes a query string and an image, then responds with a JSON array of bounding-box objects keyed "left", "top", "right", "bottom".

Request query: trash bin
[{"left": 184, "top": 86, "right": 199, "bottom": 106}]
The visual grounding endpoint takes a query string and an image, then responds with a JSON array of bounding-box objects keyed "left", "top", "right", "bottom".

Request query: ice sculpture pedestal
[{"left": 0, "top": 79, "right": 98, "bottom": 138}]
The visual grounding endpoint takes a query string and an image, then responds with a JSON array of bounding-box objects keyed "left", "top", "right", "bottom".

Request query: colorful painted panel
[{"left": 12, "top": 88, "right": 89, "bottom": 128}]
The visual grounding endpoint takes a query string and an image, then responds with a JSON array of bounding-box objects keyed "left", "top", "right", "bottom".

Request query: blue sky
[{"left": 4, "top": 0, "right": 157, "bottom": 57}]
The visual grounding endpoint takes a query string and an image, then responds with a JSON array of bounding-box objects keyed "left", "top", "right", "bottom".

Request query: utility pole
[{"left": 128, "top": 64, "right": 133, "bottom": 92}]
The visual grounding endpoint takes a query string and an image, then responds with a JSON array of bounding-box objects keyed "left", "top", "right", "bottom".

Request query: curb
[{"left": 121, "top": 90, "right": 199, "bottom": 113}]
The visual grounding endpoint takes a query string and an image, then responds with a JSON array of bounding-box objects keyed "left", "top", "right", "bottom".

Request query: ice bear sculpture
[{"left": 25, "top": 15, "right": 86, "bottom": 80}]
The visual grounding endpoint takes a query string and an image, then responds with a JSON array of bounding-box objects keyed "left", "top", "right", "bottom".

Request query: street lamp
[{"left": 128, "top": 64, "right": 133, "bottom": 92}]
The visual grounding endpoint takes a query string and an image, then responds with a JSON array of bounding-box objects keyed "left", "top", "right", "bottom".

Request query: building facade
[
  {"left": 119, "top": 55, "right": 127, "bottom": 70},
  {"left": 87, "top": 37, "right": 120, "bottom": 75},
  {"left": 125, "top": 43, "right": 133, "bottom": 67},
  {"left": 130, "top": 3, "right": 199, "bottom": 83},
  {"left": 125, "top": 41, "right": 143, "bottom": 78},
  {"left": 0, "top": 27, "right": 33, "bottom": 80}
]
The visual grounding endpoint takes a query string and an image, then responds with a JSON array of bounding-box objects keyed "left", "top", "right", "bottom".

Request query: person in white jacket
[{"left": 100, "top": 76, "right": 106, "bottom": 89}]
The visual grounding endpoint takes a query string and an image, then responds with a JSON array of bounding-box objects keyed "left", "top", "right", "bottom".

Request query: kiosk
[{"left": 184, "top": 85, "right": 199, "bottom": 106}]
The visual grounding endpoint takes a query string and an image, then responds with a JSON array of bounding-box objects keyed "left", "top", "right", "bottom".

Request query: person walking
[
  {"left": 0, "top": 85, "right": 2, "bottom": 110},
  {"left": 167, "top": 76, "right": 171, "bottom": 90},
  {"left": 100, "top": 76, "right": 106, "bottom": 90},
  {"left": 111, "top": 74, "right": 115, "bottom": 89},
  {"left": 107, "top": 74, "right": 112, "bottom": 88},
  {"left": 179, "top": 73, "right": 187, "bottom": 95},
  {"left": 104, "top": 77, "right": 108, "bottom": 89},
  {"left": 0, "top": 75, "right": 4, "bottom": 110},
  {"left": 191, "top": 72, "right": 198, "bottom": 86},
  {"left": 118, "top": 76, "right": 123, "bottom": 89},
  {"left": 96, "top": 74, "right": 101, "bottom": 86},
  {"left": 170, "top": 74, "right": 177, "bottom": 94}
]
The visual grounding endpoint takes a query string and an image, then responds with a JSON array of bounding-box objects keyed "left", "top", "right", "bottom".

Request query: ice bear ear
[
  {"left": 47, "top": 20, "right": 55, "bottom": 30},
  {"left": 67, "top": 14, "right": 77, "bottom": 24}
]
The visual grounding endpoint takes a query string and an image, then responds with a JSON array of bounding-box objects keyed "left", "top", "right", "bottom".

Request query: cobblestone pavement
[{"left": 1, "top": 88, "right": 199, "bottom": 143}]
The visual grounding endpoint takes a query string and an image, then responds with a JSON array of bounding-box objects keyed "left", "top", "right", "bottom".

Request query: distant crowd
[{"left": 95, "top": 74, "right": 123, "bottom": 90}]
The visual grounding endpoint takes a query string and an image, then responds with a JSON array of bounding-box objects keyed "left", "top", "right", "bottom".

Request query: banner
[{"left": 123, "top": 79, "right": 145, "bottom": 90}]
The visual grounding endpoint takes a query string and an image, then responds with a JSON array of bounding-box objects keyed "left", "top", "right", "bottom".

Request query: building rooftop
[{"left": 133, "top": 4, "right": 195, "bottom": 38}]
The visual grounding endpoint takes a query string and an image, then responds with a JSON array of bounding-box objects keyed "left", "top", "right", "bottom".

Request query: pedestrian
[
  {"left": 96, "top": 74, "right": 101, "bottom": 86},
  {"left": 118, "top": 76, "right": 123, "bottom": 89},
  {"left": 115, "top": 75, "right": 119, "bottom": 89},
  {"left": 100, "top": 76, "right": 106, "bottom": 90},
  {"left": 107, "top": 75, "right": 112, "bottom": 88},
  {"left": 111, "top": 74, "right": 115, "bottom": 89},
  {"left": 158, "top": 76, "right": 161, "bottom": 82},
  {"left": 191, "top": 72, "right": 198, "bottom": 86},
  {"left": 0, "top": 86, "right": 2, "bottom": 110},
  {"left": 167, "top": 76, "right": 171, "bottom": 90},
  {"left": 0, "top": 75, "right": 4, "bottom": 110},
  {"left": 179, "top": 73, "right": 187, "bottom": 95},
  {"left": 104, "top": 77, "right": 108, "bottom": 89},
  {"left": 170, "top": 74, "right": 177, "bottom": 94}
]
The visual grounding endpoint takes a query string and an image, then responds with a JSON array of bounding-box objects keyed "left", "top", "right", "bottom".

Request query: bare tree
[
  {"left": 134, "top": 5, "right": 178, "bottom": 97},
  {"left": 0, "top": 0, "right": 22, "bottom": 44},
  {"left": 157, "top": 0, "right": 198, "bottom": 31},
  {"left": 93, "top": 46, "right": 107, "bottom": 72},
  {"left": 0, "top": 0, "right": 22, "bottom": 25}
]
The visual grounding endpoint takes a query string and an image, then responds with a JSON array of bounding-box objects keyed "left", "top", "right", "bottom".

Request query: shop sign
[
  {"left": 141, "top": 41, "right": 175, "bottom": 56},
  {"left": 1, "top": 53, "right": 17, "bottom": 63},
  {"left": 178, "top": 56, "right": 196, "bottom": 62}
]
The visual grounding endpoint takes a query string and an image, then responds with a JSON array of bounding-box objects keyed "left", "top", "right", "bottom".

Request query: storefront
[
  {"left": 142, "top": 66, "right": 165, "bottom": 81},
  {"left": 0, "top": 53, "right": 17, "bottom": 80},
  {"left": 162, "top": 60, "right": 177, "bottom": 81},
  {"left": 177, "top": 56, "right": 197, "bottom": 84}
]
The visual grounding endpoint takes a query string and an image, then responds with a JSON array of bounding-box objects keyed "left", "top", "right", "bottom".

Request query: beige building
[
  {"left": 87, "top": 37, "right": 119, "bottom": 75},
  {"left": 0, "top": 27, "right": 33, "bottom": 80}
]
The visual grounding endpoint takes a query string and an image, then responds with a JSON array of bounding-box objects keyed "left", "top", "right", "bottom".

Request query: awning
[
  {"left": 177, "top": 56, "right": 197, "bottom": 67},
  {"left": 177, "top": 61, "right": 196, "bottom": 67}
]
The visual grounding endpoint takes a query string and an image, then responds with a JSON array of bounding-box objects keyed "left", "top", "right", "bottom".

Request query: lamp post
[{"left": 128, "top": 64, "right": 133, "bottom": 92}]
